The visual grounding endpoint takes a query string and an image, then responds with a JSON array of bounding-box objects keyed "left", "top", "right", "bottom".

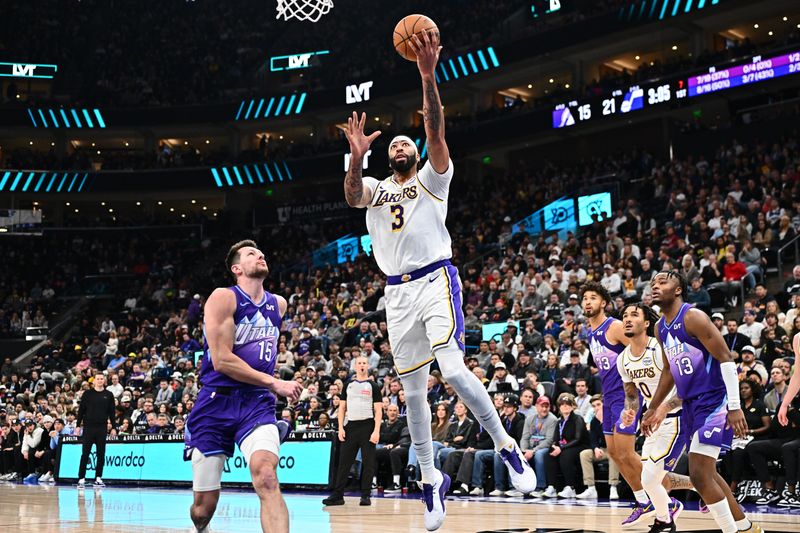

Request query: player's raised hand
[
  {"left": 271, "top": 379, "right": 303, "bottom": 401},
  {"left": 344, "top": 111, "right": 381, "bottom": 159},
  {"left": 727, "top": 408, "right": 748, "bottom": 438},
  {"left": 409, "top": 28, "right": 441, "bottom": 78}
]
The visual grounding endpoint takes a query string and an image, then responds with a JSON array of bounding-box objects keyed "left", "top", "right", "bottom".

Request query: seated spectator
[
  {"left": 542, "top": 393, "right": 589, "bottom": 498},
  {"left": 739, "top": 311, "right": 765, "bottom": 347},
  {"left": 738, "top": 346, "right": 768, "bottom": 384},
  {"left": 576, "top": 395, "right": 619, "bottom": 500},
  {"left": 437, "top": 401, "right": 477, "bottom": 468},
  {"left": 557, "top": 351, "right": 590, "bottom": 396},
  {"left": 154, "top": 379, "right": 173, "bottom": 407},
  {"left": 748, "top": 403, "right": 800, "bottom": 506},
  {"left": 573, "top": 379, "right": 593, "bottom": 422},
  {"left": 407, "top": 402, "right": 450, "bottom": 481},
  {"left": 450, "top": 417, "right": 496, "bottom": 496},
  {"left": 374, "top": 404, "right": 408, "bottom": 492},
  {"left": 739, "top": 239, "right": 764, "bottom": 289},
  {"left": 518, "top": 388, "right": 536, "bottom": 418},
  {"left": 538, "top": 354, "right": 560, "bottom": 385},
  {"left": 724, "top": 319, "right": 751, "bottom": 356},
  {"left": 520, "top": 395, "right": 557, "bottom": 497},
  {"left": 722, "top": 380, "right": 770, "bottom": 496},
  {"left": 21, "top": 419, "right": 45, "bottom": 483},
  {"left": 764, "top": 367, "right": 789, "bottom": 413},
  {"left": 487, "top": 362, "right": 518, "bottom": 392},
  {"left": 686, "top": 277, "right": 711, "bottom": 314},
  {"left": 489, "top": 395, "right": 526, "bottom": 496}
]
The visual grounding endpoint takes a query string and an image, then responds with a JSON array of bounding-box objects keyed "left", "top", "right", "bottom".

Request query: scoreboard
[{"left": 553, "top": 48, "right": 800, "bottom": 129}]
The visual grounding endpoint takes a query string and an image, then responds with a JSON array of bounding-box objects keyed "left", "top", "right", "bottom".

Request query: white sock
[
  {"left": 437, "top": 350, "right": 514, "bottom": 450},
  {"left": 736, "top": 518, "right": 752, "bottom": 530},
  {"left": 96, "top": 477, "right": 102, "bottom": 482},
  {"left": 398, "top": 370, "right": 436, "bottom": 483},
  {"left": 78, "top": 478, "right": 85, "bottom": 483},
  {"left": 373, "top": 476, "right": 378, "bottom": 486},
  {"left": 634, "top": 489, "right": 649, "bottom": 505},
  {"left": 393, "top": 474, "right": 400, "bottom": 485},
  {"left": 707, "top": 499, "right": 738, "bottom": 533}
]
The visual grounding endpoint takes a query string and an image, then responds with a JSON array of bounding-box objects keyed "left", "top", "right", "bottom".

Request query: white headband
[{"left": 388, "top": 135, "right": 417, "bottom": 154}]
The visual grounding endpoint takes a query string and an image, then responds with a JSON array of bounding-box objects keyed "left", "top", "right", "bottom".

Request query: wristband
[{"left": 720, "top": 361, "right": 741, "bottom": 411}]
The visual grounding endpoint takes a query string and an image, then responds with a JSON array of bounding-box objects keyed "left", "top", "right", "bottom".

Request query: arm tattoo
[
  {"left": 422, "top": 79, "right": 443, "bottom": 134},
  {"left": 664, "top": 396, "right": 683, "bottom": 411},
  {"left": 344, "top": 156, "right": 364, "bottom": 206},
  {"left": 666, "top": 472, "right": 694, "bottom": 490},
  {"left": 623, "top": 383, "right": 640, "bottom": 411}
]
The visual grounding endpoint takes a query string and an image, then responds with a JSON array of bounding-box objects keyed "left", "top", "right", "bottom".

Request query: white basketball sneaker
[
  {"left": 576, "top": 486, "right": 598, "bottom": 499},
  {"left": 418, "top": 470, "right": 451, "bottom": 531},
  {"left": 497, "top": 441, "right": 537, "bottom": 494}
]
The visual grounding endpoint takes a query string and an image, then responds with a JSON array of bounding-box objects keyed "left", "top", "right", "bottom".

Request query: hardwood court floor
[{"left": 2, "top": 483, "right": 800, "bottom": 533}]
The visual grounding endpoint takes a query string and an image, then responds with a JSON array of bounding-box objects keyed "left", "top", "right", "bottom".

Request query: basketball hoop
[{"left": 276, "top": 0, "right": 333, "bottom": 22}]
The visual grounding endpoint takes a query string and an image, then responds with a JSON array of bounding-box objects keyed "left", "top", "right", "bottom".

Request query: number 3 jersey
[
  {"left": 363, "top": 159, "right": 454, "bottom": 277},
  {"left": 617, "top": 336, "right": 679, "bottom": 414},
  {"left": 656, "top": 302, "right": 725, "bottom": 401},
  {"left": 200, "top": 285, "right": 282, "bottom": 392}
]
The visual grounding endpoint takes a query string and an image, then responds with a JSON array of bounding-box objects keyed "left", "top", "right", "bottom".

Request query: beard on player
[
  {"left": 389, "top": 151, "right": 418, "bottom": 173},
  {"left": 245, "top": 261, "right": 269, "bottom": 279}
]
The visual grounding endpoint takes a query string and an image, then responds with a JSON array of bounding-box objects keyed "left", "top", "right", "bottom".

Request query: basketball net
[{"left": 276, "top": 0, "right": 333, "bottom": 22}]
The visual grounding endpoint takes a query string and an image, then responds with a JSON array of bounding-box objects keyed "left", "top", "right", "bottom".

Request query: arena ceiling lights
[
  {"left": 27, "top": 107, "right": 107, "bottom": 129},
  {"left": 235, "top": 92, "right": 307, "bottom": 121},
  {"left": 0, "top": 171, "right": 89, "bottom": 193},
  {"left": 618, "top": 0, "right": 720, "bottom": 22},
  {"left": 210, "top": 162, "right": 294, "bottom": 188},
  {"left": 435, "top": 46, "right": 500, "bottom": 84}
]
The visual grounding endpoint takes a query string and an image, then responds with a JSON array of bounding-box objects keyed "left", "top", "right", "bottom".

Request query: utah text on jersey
[{"left": 234, "top": 313, "right": 279, "bottom": 346}]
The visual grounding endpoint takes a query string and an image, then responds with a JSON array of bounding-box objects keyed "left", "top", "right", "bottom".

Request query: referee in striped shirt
[{"left": 323, "top": 355, "right": 382, "bottom": 507}]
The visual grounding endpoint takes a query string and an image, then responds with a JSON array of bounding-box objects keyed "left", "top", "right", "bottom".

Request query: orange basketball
[{"left": 393, "top": 14, "right": 439, "bottom": 62}]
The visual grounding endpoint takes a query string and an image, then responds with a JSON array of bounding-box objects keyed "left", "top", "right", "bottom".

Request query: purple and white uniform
[
  {"left": 656, "top": 303, "right": 732, "bottom": 451},
  {"left": 587, "top": 317, "right": 631, "bottom": 435},
  {"left": 184, "top": 285, "right": 281, "bottom": 458}
]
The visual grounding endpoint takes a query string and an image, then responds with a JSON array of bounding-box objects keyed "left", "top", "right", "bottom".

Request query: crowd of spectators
[{"left": 0, "top": 134, "right": 798, "bottom": 503}]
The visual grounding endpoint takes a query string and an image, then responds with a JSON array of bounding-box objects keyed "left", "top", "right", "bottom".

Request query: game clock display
[
  {"left": 553, "top": 48, "right": 800, "bottom": 129},
  {"left": 552, "top": 79, "right": 687, "bottom": 128}
]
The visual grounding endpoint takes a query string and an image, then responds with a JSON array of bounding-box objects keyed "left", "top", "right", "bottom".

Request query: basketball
[{"left": 393, "top": 14, "right": 439, "bottom": 62}]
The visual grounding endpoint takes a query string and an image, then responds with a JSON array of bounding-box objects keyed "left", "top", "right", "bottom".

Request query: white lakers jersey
[
  {"left": 362, "top": 160, "right": 454, "bottom": 276},
  {"left": 617, "top": 336, "right": 680, "bottom": 414}
]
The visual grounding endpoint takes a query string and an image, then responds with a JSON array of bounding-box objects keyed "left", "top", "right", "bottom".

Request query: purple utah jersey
[
  {"left": 587, "top": 317, "right": 629, "bottom": 435},
  {"left": 201, "top": 285, "right": 282, "bottom": 391},
  {"left": 587, "top": 317, "right": 625, "bottom": 397},
  {"left": 657, "top": 302, "right": 732, "bottom": 450},
  {"left": 185, "top": 286, "right": 282, "bottom": 458},
  {"left": 656, "top": 303, "right": 725, "bottom": 400}
]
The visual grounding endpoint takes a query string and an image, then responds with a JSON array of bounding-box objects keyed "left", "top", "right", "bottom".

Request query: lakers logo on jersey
[{"left": 373, "top": 185, "right": 418, "bottom": 207}]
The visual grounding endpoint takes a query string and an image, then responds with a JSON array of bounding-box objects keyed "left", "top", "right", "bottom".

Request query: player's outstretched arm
[
  {"left": 343, "top": 111, "right": 380, "bottom": 208},
  {"left": 778, "top": 332, "right": 800, "bottom": 426},
  {"left": 409, "top": 29, "right": 449, "bottom": 174},
  {"left": 205, "top": 288, "right": 300, "bottom": 399},
  {"left": 684, "top": 307, "right": 747, "bottom": 436}
]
